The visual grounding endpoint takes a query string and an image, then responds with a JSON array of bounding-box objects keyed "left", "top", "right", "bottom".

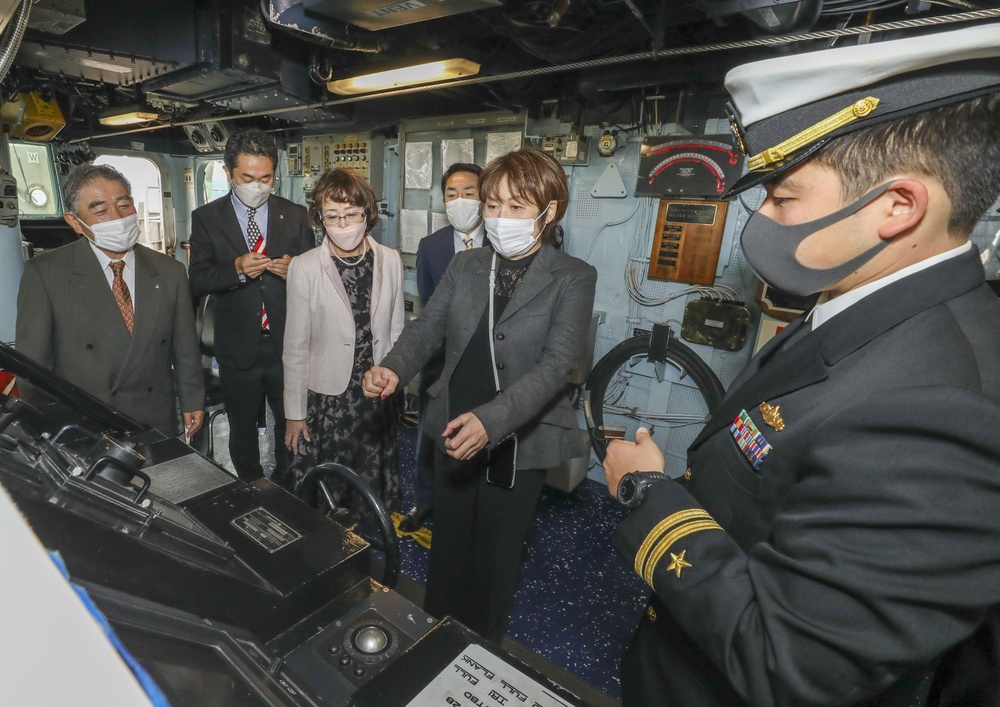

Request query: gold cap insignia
[
  {"left": 666, "top": 549, "right": 692, "bottom": 579},
  {"left": 746, "top": 96, "right": 880, "bottom": 172},
  {"left": 759, "top": 402, "right": 785, "bottom": 431}
]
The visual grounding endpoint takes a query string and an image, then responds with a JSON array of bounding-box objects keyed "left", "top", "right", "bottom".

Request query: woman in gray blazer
[
  {"left": 364, "top": 149, "right": 597, "bottom": 643},
  {"left": 284, "top": 169, "right": 404, "bottom": 517}
]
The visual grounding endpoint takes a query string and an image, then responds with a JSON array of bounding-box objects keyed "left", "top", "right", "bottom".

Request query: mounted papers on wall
[
  {"left": 400, "top": 209, "right": 428, "bottom": 254},
  {"left": 404, "top": 141, "right": 433, "bottom": 189}
]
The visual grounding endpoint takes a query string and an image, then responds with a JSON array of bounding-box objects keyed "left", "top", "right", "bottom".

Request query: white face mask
[
  {"left": 445, "top": 198, "right": 482, "bottom": 233},
  {"left": 325, "top": 222, "right": 367, "bottom": 252},
  {"left": 233, "top": 181, "right": 271, "bottom": 209},
  {"left": 78, "top": 212, "right": 141, "bottom": 253},
  {"left": 484, "top": 203, "right": 551, "bottom": 259}
]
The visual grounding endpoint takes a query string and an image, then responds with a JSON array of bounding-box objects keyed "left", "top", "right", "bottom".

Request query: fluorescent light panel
[
  {"left": 99, "top": 109, "right": 158, "bottom": 127},
  {"left": 328, "top": 58, "right": 480, "bottom": 96}
]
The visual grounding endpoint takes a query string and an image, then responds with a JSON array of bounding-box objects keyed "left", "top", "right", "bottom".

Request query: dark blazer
[
  {"left": 616, "top": 248, "right": 1000, "bottom": 706},
  {"left": 381, "top": 244, "right": 597, "bottom": 470},
  {"left": 15, "top": 239, "right": 204, "bottom": 435},
  {"left": 188, "top": 194, "right": 314, "bottom": 370},
  {"left": 415, "top": 225, "right": 457, "bottom": 307}
]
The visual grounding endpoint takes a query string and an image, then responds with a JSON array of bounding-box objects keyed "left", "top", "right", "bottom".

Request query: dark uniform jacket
[
  {"left": 188, "top": 194, "right": 314, "bottom": 370},
  {"left": 617, "top": 247, "right": 1000, "bottom": 706},
  {"left": 381, "top": 244, "right": 596, "bottom": 469},
  {"left": 415, "top": 225, "right": 456, "bottom": 307},
  {"left": 15, "top": 239, "right": 204, "bottom": 435}
]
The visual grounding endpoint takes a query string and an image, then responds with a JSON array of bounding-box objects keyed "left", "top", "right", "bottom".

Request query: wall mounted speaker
[
  {"left": 205, "top": 121, "right": 229, "bottom": 152},
  {"left": 183, "top": 124, "right": 213, "bottom": 153},
  {"left": 1, "top": 92, "right": 66, "bottom": 142}
]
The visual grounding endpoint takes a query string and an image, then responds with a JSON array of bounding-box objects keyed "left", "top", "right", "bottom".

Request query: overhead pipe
[
  {"left": 0, "top": 0, "right": 33, "bottom": 345},
  {"left": 0, "top": 0, "right": 33, "bottom": 84},
  {"left": 576, "top": 52, "right": 766, "bottom": 97},
  {"left": 261, "top": 0, "right": 389, "bottom": 54}
]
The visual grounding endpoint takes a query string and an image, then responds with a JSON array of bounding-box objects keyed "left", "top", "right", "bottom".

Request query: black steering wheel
[{"left": 296, "top": 462, "right": 400, "bottom": 589}]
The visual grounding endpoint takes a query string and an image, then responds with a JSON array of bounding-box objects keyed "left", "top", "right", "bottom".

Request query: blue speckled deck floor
[{"left": 394, "top": 424, "right": 649, "bottom": 701}]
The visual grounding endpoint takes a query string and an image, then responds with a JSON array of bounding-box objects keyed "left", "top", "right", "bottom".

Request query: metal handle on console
[{"left": 83, "top": 455, "right": 153, "bottom": 505}]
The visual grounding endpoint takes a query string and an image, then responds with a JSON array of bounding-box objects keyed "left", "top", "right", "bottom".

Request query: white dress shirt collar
[
  {"left": 452, "top": 220, "right": 486, "bottom": 253},
  {"left": 809, "top": 241, "right": 972, "bottom": 330}
]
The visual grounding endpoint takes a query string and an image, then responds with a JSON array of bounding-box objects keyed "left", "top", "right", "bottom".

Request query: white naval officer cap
[{"left": 723, "top": 22, "right": 1000, "bottom": 195}]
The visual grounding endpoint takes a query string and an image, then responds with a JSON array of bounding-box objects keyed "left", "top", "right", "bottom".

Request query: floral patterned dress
[{"left": 286, "top": 248, "right": 400, "bottom": 520}]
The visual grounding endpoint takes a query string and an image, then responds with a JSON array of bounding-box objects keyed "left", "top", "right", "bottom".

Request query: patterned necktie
[
  {"left": 110, "top": 260, "right": 134, "bottom": 335},
  {"left": 247, "top": 207, "right": 269, "bottom": 330},
  {"left": 462, "top": 235, "right": 474, "bottom": 250}
]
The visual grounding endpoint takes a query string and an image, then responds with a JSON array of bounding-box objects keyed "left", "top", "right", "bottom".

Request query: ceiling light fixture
[
  {"left": 98, "top": 107, "right": 158, "bottom": 127},
  {"left": 327, "top": 58, "right": 481, "bottom": 96}
]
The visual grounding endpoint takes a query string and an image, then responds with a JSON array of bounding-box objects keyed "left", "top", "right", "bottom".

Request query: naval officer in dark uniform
[{"left": 605, "top": 24, "right": 1000, "bottom": 706}]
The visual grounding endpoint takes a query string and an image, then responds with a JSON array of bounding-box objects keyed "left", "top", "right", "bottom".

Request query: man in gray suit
[{"left": 16, "top": 163, "right": 204, "bottom": 437}]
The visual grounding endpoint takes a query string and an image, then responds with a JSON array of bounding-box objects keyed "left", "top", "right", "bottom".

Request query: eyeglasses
[{"left": 322, "top": 210, "right": 366, "bottom": 226}]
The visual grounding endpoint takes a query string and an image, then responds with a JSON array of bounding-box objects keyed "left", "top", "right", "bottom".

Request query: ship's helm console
[{"left": 0, "top": 343, "right": 586, "bottom": 707}]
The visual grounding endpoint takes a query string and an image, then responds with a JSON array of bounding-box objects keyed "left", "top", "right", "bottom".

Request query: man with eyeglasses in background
[{"left": 189, "top": 128, "right": 314, "bottom": 484}]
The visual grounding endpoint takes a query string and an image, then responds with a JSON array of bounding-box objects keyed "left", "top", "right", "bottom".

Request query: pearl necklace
[{"left": 329, "top": 239, "right": 368, "bottom": 266}]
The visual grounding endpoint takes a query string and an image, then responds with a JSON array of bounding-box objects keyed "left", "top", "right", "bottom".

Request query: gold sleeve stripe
[
  {"left": 643, "top": 519, "right": 723, "bottom": 587},
  {"left": 634, "top": 508, "right": 713, "bottom": 577}
]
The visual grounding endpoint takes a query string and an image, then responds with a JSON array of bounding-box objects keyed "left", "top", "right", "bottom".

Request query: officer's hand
[
  {"left": 236, "top": 252, "right": 270, "bottom": 279},
  {"left": 604, "top": 428, "right": 665, "bottom": 496}
]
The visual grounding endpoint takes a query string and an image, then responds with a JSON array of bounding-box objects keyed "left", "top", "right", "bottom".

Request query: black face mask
[{"left": 740, "top": 182, "right": 895, "bottom": 296}]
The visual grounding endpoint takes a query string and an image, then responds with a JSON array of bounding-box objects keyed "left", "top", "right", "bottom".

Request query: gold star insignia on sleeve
[
  {"left": 666, "top": 549, "right": 692, "bottom": 578},
  {"left": 636, "top": 511, "right": 721, "bottom": 586},
  {"left": 759, "top": 401, "right": 785, "bottom": 431}
]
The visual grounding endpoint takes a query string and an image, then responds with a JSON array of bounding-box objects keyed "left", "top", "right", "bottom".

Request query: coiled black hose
[{"left": 584, "top": 334, "right": 726, "bottom": 461}]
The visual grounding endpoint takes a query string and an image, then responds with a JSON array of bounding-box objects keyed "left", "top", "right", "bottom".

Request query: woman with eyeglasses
[
  {"left": 283, "top": 168, "right": 404, "bottom": 518},
  {"left": 363, "top": 148, "right": 597, "bottom": 643}
]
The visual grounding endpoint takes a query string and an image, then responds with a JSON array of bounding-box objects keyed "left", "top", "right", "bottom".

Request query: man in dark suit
[
  {"left": 189, "top": 129, "right": 314, "bottom": 483},
  {"left": 605, "top": 25, "right": 1000, "bottom": 706},
  {"left": 16, "top": 163, "right": 204, "bottom": 437},
  {"left": 401, "top": 162, "right": 486, "bottom": 532}
]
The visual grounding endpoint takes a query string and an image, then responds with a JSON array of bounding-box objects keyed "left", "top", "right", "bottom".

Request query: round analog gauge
[{"left": 27, "top": 184, "right": 48, "bottom": 208}]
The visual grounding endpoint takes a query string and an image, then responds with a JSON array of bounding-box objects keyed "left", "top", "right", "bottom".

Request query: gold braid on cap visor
[{"left": 745, "top": 97, "right": 880, "bottom": 173}]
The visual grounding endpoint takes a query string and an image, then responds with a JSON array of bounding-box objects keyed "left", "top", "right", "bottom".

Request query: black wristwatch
[{"left": 617, "top": 471, "right": 668, "bottom": 509}]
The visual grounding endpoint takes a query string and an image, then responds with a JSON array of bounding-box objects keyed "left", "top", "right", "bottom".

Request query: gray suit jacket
[
  {"left": 15, "top": 238, "right": 205, "bottom": 435},
  {"left": 381, "top": 244, "right": 597, "bottom": 469}
]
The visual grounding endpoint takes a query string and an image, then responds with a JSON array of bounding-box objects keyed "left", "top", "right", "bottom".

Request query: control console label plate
[{"left": 231, "top": 507, "right": 302, "bottom": 553}]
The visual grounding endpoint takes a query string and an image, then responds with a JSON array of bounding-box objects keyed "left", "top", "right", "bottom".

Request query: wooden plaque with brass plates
[{"left": 648, "top": 199, "right": 728, "bottom": 286}]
